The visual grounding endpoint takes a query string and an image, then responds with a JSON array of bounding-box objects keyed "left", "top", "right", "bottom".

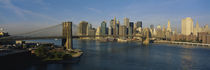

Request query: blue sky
[{"left": 0, "top": 0, "right": 209, "bottom": 34}]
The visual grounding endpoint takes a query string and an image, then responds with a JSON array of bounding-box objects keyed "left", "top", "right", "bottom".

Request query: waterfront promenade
[{"left": 154, "top": 40, "right": 210, "bottom": 47}]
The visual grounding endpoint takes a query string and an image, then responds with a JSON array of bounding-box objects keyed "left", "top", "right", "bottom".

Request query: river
[{"left": 4, "top": 39, "right": 210, "bottom": 70}]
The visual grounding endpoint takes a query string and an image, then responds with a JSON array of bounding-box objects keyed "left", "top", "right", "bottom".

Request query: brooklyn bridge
[{"left": 0, "top": 22, "right": 149, "bottom": 51}]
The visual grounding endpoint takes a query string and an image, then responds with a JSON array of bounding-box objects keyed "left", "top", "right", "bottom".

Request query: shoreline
[{"left": 154, "top": 40, "right": 210, "bottom": 47}]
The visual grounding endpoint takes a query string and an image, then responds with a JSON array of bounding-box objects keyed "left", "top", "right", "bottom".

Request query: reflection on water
[
  {"left": 20, "top": 39, "right": 210, "bottom": 70},
  {"left": 180, "top": 47, "right": 193, "bottom": 70}
]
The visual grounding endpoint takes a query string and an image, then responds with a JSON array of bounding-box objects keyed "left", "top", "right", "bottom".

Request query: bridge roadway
[{"left": 0, "top": 35, "right": 144, "bottom": 41}]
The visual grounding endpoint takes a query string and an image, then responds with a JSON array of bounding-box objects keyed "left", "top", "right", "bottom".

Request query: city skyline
[
  {"left": 1, "top": 1, "right": 210, "bottom": 70},
  {"left": 0, "top": 0, "right": 210, "bottom": 34}
]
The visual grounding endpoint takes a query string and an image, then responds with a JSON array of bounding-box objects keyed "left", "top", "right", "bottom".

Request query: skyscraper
[
  {"left": 204, "top": 24, "right": 208, "bottom": 32},
  {"left": 166, "top": 20, "right": 171, "bottom": 32},
  {"left": 87, "top": 24, "right": 96, "bottom": 39},
  {"left": 119, "top": 25, "right": 127, "bottom": 39},
  {"left": 116, "top": 20, "right": 120, "bottom": 35},
  {"left": 109, "top": 19, "right": 114, "bottom": 35},
  {"left": 181, "top": 17, "right": 194, "bottom": 35},
  {"left": 136, "top": 21, "right": 142, "bottom": 28},
  {"left": 96, "top": 27, "right": 101, "bottom": 39},
  {"left": 113, "top": 17, "right": 117, "bottom": 36},
  {"left": 156, "top": 25, "right": 163, "bottom": 38},
  {"left": 108, "top": 26, "right": 113, "bottom": 35},
  {"left": 86, "top": 24, "right": 92, "bottom": 35},
  {"left": 162, "top": 25, "right": 166, "bottom": 32},
  {"left": 193, "top": 21, "right": 201, "bottom": 36},
  {"left": 89, "top": 28, "right": 96, "bottom": 37},
  {"left": 110, "top": 19, "right": 114, "bottom": 28},
  {"left": 128, "top": 22, "right": 134, "bottom": 38},
  {"left": 150, "top": 24, "right": 154, "bottom": 36},
  {"left": 78, "top": 21, "right": 88, "bottom": 35},
  {"left": 101, "top": 21, "right": 107, "bottom": 35},
  {"left": 162, "top": 25, "right": 166, "bottom": 38},
  {"left": 150, "top": 24, "right": 154, "bottom": 30},
  {"left": 124, "top": 17, "right": 129, "bottom": 28},
  {"left": 166, "top": 20, "right": 172, "bottom": 38}
]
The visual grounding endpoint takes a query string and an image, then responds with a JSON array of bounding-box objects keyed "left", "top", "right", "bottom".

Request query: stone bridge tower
[{"left": 62, "top": 22, "right": 73, "bottom": 51}]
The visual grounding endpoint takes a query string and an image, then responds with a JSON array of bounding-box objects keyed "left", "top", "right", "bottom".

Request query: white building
[{"left": 181, "top": 17, "right": 194, "bottom": 35}]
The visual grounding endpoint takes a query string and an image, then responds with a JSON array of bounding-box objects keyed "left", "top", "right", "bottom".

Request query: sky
[{"left": 0, "top": 0, "right": 209, "bottom": 34}]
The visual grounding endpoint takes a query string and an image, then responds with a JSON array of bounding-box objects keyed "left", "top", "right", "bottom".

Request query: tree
[{"left": 34, "top": 45, "right": 49, "bottom": 58}]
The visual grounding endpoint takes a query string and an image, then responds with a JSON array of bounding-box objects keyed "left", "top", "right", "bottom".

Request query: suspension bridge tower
[{"left": 62, "top": 22, "right": 73, "bottom": 51}]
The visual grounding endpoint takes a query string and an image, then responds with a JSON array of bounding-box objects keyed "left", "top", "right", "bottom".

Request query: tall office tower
[
  {"left": 150, "top": 24, "right": 154, "bottom": 30},
  {"left": 86, "top": 24, "right": 92, "bottom": 35},
  {"left": 166, "top": 20, "right": 172, "bottom": 38},
  {"left": 128, "top": 22, "right": 134, "bottom": 35},
  {"left": 181, "top": 17, "right": 194, "bottom": 35},
  {"left": 96, "top": 27, "right": 101, "bottom": 39},
  {"left": 204, "top": 24, "right": 208, "bottom": 32},
  {"left": 108, "top": 26, "right": 113, "bottom": 35},
  {"left": 110, "top": 19, "right": 114, "bottom": 28},
  {"left": 101, "top": 21, "right": 107, "bottom": 35},
  {"left": 167, "top": 20, "right": 172, "bottom": 32},
  {"left": 78, "top": 21, "right": 88, "bottom": 35},
  {"left": 193, "top": 21, "right": 201, "bottom": 36},
  {"left": 153, "top": 28, "right": 157, "bottom": 36},
  {"left": 89, "top": 28, "right": 96, "bottom": 36},
  {"left": 124, "top": 17, "right": 129, "bottom": 28},
  {"left": 113, "top": 17, "right": 117, "bottom": 36},
  {"left": 162, "top": 25, "right": 166, "bottom": 37},
  {"left": 110, "top": 19, "right": 114, "bottom": 35},
  {"left": 96, "top": 27, "right": 101, "bottom": 35},
  {"left": 174, "top": 27, "right": 178, "bottom": 35},
  {"left": 162, "top": 25, "right": 166, "bottom": 33},
  {"left": 136, "top": 21, "right": 142, "bottom": 28},
  {"left": 116, "top": 20, "right": 120, "bottom": 35},
  {"left": 156, "top": 25, "right": 163, "bottom": 38},
  {"left": 150, "top": 24, "right": 154, "bottom": 35},
  {"left": 119, "top": 25, "right": 127, "bottom": 39}
]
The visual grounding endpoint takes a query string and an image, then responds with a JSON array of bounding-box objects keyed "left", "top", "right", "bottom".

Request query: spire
[
  {"left": 196, "top": 21, "right": 199, "bottom": 28},
  {"left": 162, "top": 25, "right": 166, "bottom": 32},
  {"left": 167, "top": 20, "right": 171, "bottom": 32},
  {"left": 117, "top": 20, "right": 120, "bottom": 24}
]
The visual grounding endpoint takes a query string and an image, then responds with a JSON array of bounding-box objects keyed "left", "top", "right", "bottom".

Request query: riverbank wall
[{"left": 154, "top": 40, "right": 210, "bottom": 47}]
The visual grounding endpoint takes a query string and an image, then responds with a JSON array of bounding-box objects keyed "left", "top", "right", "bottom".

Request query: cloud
[
  {"left": 0, "top": 0, "right": 58, "bottom": 22},
  {"left": 0, "top": 0, "right": 25, "bottom": 18},
  {"left": 87, "top": 7, "right": 102, "bottom": 14}
]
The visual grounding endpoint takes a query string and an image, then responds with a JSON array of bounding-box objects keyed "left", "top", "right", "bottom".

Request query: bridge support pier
[{"left": 62, "top": 22, "right": 73, "bottom": 51}]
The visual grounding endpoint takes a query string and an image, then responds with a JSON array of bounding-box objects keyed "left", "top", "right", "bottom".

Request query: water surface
[{"left": 21, "top": 39, "right": 210, "bottom": 70}]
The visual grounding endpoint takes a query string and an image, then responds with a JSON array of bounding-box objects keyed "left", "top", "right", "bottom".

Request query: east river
[{"left": 3, "top": 39, "right": 210, "bottom": 70}]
